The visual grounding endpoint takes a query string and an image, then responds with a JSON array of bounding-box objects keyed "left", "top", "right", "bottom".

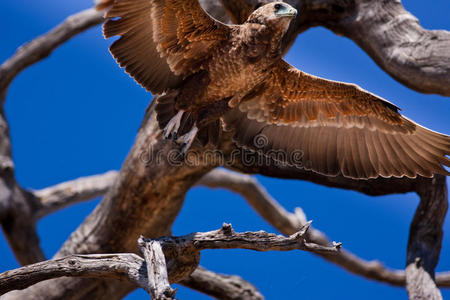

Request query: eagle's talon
[
  {"left": 176, "top": 126, "right": 199, "bottom": 154},
  {"left": 163, "top": 110, "right": 184, "bottom": 140}
]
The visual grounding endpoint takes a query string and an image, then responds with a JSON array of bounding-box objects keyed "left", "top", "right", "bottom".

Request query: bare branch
[
  {"left": 0, "top": 8, "right": 104, "bottom": 101},
  {"left": 142, "top": 223, "right": 340, "bottom": 255},
  {"left": 1, "top": 109, "right": 45, "bottom": 265},
  {"left": 437, "top": 272, "right": 450, "bottom": 286},
  {"left": 0, "top": 7, "right": 106, "bottom": 268},
  {"left": 318, "top": 0, "right": 450, "bottom": 96},
  {"left": 33, "top": 171, "right": 118, "bottom": 219},
  {"left": 2, "top": 103, "right": 215, "bottom": 299},
  {"left": 0, "top": 253, "right": 149, "bottom": 296},
  {"left": 1, "top": 170, "right": 117, "bottom": 265},
  {"left": 1, "top": 223, "right": 336, "bottom": 297},
  {"left": 181, "top": 266, "right": 264, "bottom": 300},
  {"left": 2, "top": 212, "right": 46, "bottom": 266},
  {"left": 0, "top": 108, "right": 14, "bottom": 224},
  {"left": 406, "top": 175, "right": 448, "bottom": 299},
  {"left": 198, "top": 169, "right": 450, "bottom": 288},
  {"left": 0, "top": 258, "right": 264, "bottom": 300},
  {"left": 138, "top": 238, "right": 176, "bottom": 300}
]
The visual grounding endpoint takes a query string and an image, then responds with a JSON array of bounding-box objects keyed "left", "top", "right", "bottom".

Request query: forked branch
[{"left": 0, "top": 225, "right": 337, "bottom": 297}]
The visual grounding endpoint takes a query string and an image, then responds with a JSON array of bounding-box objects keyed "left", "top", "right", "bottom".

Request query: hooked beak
[{"left": 276, "top": 6, "right": 298, "bottom": 18}]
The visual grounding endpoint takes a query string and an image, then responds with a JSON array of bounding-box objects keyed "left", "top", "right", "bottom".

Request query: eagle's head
[{"left": 246, "top": 2, "right": 297, "bottom": 32}]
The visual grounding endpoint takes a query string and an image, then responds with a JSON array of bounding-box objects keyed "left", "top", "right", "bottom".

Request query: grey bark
[
  {"left": 0, "top": 105, "right": 45, "bottom": 266},
  {"left": 198, "top": 169, "right": 450, "bottom": 288},
  {"left": 138, "top": 239, "right": 177, "bottom": 300},
  {"left": 0, "top": 254, "right": 149, "bottom": 295},
  {"left": 1, "top": 226, "right": 333, "bottom": 298},
  {"left": 321, "top": 0, "right": 450, "bottom": 96},
  {"left": 0, "top": 7, "right": 105, "bottom": 267},
  {"left": 181, "top": 266, "right": 264, "bottom": 300},
  {"left": 140, "top": 223, "right": 339, "bottom": 254},
  {"left": 33, "top": 171, "right": 119, "bottom": 219},
  {"left": 406, "top": 176, "right": 448, "bottom": 300}
]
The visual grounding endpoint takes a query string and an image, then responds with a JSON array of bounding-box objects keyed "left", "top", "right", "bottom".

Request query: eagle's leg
[
  {"left": 163, "top": 110, "right": 184, "bottom": 140},
  {"left": 176, "top": 125, "right": 199, "bottom": 154}
]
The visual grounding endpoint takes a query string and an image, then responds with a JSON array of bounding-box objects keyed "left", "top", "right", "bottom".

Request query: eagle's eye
[{"left": 274, "top": 3, "right": 282, "bottom": 10}]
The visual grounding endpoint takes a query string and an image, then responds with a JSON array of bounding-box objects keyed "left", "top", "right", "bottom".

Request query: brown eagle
[{"left": 96, "top": 0, "right": 450, "bottom": 180}]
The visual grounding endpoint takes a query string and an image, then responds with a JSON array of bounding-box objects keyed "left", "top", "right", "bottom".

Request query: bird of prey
[{"left": 96, "top": 0, "right": 450, "bottom": 180}]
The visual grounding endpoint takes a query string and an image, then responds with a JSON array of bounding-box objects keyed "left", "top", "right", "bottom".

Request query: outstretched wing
[
  {"left": 98, "top": 0, "right": 230, "bottom": 94},
  {"left": 224, "top": 60, "right": 450, "bottom": 179}
]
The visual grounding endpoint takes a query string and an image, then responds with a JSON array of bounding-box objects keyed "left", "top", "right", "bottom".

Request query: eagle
[{"left": 96, "top": 0, "right": 450, "bottom": 180}]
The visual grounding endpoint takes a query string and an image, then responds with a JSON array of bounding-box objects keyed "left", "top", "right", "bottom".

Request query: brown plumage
[{"left": 97, "top": 0, "right": 450, "bottom": 179}]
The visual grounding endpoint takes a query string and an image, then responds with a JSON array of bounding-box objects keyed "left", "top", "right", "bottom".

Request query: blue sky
[{"left": 1, "top": 1, "right": 449, "bottom": 299}]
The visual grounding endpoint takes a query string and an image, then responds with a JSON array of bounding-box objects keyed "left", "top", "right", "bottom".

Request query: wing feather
[
  {"left": 223, "top": 60, "right": 450, "bottom": 179},
  {"left": 99, "top": 0, "right": 230, "bottom": 94}
]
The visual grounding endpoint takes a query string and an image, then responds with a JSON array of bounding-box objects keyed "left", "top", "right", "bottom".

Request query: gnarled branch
[
  {"left": 406, "top": 175, "right": 448, "bottom": 299},
  {"left": 0, "top": 254, "right": 148, "bottom": 296},
  {"left": 33, "top": 171, "right": 118, "bottom": 219},
  {"left": 141, "top": 223, "right": 339, "bottom": 255},
  {"left": 0, "top": 110, "right": 45, "bottom": 265},
  {"left": 1, "top": 225, "right": 335, "bottom": 297},
  {"left": 198, "top": 169, "right": 450, "bottom": 288},
  {"left": 138, "top": 238, "right": 176, "bottom": 300},
  {"left": 181, "top": 266, "right": 264, "bottom": 300},
  {"left": 0, "top": 8, "right": 104, "bottom": 101},
  {"left": 0, "top": 7, "right": 105, "bottom": 267}
]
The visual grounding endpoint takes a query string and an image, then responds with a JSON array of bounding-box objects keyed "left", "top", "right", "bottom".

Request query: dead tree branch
[
  {"left": 0, "top": 257, "right": 262, "bottom": 300},
  {"left": 33, "top": 171, "right": 118, "bottom": 219},
  {"left": 317, "top": 0, "right": 450, "bottom": 96},
  {"left": 1, "top": 108, "right": 45, "bottom": 265},
  {"left": 138, "top": 238, "right": 177, "bottom": 300},
  {"left": 1, "top": 225, "right": 334, "bottom": 297},
  {"left": 0, "top": 254, "right": 149, "bottom": 296},
  {"left": 406, "top": 176, "right": 448, "bottom": 299},
  {"left": 153, "top": 223, "right": 340, "bottom": 254},
  {"left": 0, "top": 8, "right": 104, "bottom": 101},
  {"left": 181, "top": 266, "right": 264, "bottom": 300},
  {"left": 0, "top": 7, "right": 105, "bottom": 267},
  {"left": 198, "top": 169, "right": 450, "bottom": 288}
]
